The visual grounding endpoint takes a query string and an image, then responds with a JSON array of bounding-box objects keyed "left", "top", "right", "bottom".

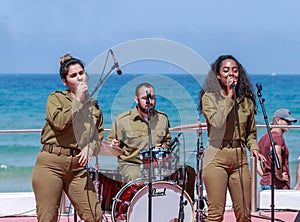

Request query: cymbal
[
  {"left": 186, "top": 150, "right": 205, "bottom": 155},
  {"left": 186, "top": 151, "right": 198, "bottom": 155},
  {"left": 99, "top": 142, "right": 124, "bottom": 156}
]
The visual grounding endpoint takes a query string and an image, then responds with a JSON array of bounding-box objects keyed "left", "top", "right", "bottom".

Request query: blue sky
[{"left": 1, "top": 0, "right": 300, "bottom": 74}]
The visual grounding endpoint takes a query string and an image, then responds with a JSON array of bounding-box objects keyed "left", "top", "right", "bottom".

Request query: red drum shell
[{"left": 88, "top": 168, "right": 123, "bottom": 211}]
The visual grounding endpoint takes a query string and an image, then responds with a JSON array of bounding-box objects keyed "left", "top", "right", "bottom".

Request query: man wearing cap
[{"left": 257, "top": 108, "right": 297, "bottom": 190}]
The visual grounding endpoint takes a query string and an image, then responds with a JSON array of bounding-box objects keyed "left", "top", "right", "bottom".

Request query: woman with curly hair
[
  {"left": 198, "top": 55, "right": 265, "bottom": 221},
  {"left": 32, "top": 53, "right": 104, "bottom": 221}
]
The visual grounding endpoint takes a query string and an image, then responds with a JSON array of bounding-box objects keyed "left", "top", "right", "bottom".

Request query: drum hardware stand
[
  {"left": 177, "top": 164, "right": 188, "bottom": 222},
  {"left": 175, "top": 132, "right": 188, "bottom": 222},
  {"left": 157, "top": 149, "right": 165, "bottom": 180},
  {"left": 195, "top": 123, "right": 207, "bottom": 221},
  {"left": 93, "top": 156, "right": 105, "bottom": 208},
  {"left": 168, "top": 136, "right": 181, "bottom": 184},
  {"left": 256, "top": 83, "right": 280, "bottom": 222},
  {"left": 91, "top": 156, "right": 109, "bottom": 221},
  {"left": 146, "top": 90, "right": 154, "bottom": 222}
]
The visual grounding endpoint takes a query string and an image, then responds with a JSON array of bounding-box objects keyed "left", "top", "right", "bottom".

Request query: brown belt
[
  {"left": 42, "top": 144, "right": 81, "bottom": 156},
  {"left": 210, "top": 140, "right": 243, "bottom": 149}
]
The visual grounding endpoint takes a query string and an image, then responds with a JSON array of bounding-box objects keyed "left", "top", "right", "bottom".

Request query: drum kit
[
  {"left": 87, "top": 134, "right": 208, "bottom": 222},
  {"left": 84, "top": 62, "right": 207, "bottom": 221}
]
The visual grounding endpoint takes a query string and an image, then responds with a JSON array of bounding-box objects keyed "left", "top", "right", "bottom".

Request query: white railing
[{"left": 1, "top": 124, "right": 299, "bottom": 134}]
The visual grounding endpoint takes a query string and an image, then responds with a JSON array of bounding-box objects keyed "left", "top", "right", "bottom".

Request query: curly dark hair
[{"left": 198, "top": 55, "right": 256, "bottom": 113}]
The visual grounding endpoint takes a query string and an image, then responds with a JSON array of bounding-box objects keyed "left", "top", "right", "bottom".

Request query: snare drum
[
  {"left": 111, "top": 179, "right": 194, "bottom": 222},
  {"left": 88, "top": 168, "right": 123, "bottom": 211},
  {"left": 140, "top": 147, "right": 179, "bottom": 180}
]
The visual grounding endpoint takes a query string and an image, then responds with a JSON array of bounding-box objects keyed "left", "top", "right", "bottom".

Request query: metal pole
[{"left": 250, "top": 157, "right": 258, "bottom": 212}]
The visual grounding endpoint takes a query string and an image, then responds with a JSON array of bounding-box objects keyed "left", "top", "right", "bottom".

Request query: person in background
[
  {"left": 32, "top": 53, "right": 104, "bottom": 221},
  {"left": 257, "top": 108, "right": 297, "bottom": 190},
  {"left": 198, "top": 55, "right": 265, "bottom": 222},
  {"left": 106, "top": 82, "right": 196, "bottom": 200},
  {"left": 294, "top": 156, "right": 300, "bottom": 190}
]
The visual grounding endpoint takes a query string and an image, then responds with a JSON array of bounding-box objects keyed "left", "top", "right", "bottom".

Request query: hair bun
[{"left": 59, "top": 53, "right": 73, "bottom": 66}]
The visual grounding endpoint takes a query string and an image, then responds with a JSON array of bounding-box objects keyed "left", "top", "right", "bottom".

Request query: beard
[{"left": 137, "top": 99, "right": 155, "bottom": 114}]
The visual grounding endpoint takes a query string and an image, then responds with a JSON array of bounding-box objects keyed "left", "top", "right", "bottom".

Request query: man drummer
[{"left": 106, "top": 82, "right": 196, "bottom": 200}]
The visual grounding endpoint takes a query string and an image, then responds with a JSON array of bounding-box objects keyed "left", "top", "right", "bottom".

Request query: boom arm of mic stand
[
  {"left": 90, "top": 65, "right": 115, "bottom": 98},
  {"left": 256, "top": 84, "right": 280, "bottom": 169}
]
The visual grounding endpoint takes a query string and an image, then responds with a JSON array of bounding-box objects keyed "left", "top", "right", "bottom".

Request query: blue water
[{"left": 0, "top": 73, "right": 300, "bottom": 192}]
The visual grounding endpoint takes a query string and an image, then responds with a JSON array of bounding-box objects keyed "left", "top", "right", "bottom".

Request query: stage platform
[
  {"left": 0, "top": 191, "right": 299, "bottom": 221},
  {"left": 0, "top": 210, "right": 299, "bottom": 222}
]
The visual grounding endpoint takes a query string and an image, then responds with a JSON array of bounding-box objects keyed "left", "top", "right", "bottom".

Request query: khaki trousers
[
  {"left": 32, "top": 151, "right": 102, "bottom": 222},
  {"left": 203, "top": 147, "right": 251, "bottom": 222}
]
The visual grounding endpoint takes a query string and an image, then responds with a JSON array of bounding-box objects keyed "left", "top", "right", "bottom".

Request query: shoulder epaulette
[
  {"left": 156, "top": 110, "right": 168, "bottom": 118},
  {"left": 118, "top": 110, "right": 132, "bottom": 119},
  {"left": 53, "top": 90, "right": 67, "bottom": 95}
]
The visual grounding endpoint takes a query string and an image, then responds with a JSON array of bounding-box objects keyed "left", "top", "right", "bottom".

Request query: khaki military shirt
[
  {"left": 202, "top": 91, "right": 259, "bottom": 151},
  {"left": 41, "top": 90, "right": 104, "bottom": 152},
  {"left": 106, "top": 107, "right": 170, "bottom": 164}
]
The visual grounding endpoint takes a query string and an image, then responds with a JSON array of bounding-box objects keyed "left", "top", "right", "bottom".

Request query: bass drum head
[
  {"left": 127, "top": 181, "right": 194, "bottom": 222},
  {"left": 111, "top": 178, "right": 147, "bottom": 222}
]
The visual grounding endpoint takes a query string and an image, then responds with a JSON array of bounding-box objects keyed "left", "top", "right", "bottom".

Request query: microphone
[
  {"left": 232, "top": 82, "right": 236, "bottom": 88},
  {"left": 168, "top": 132, "right": 182, "bottom": 148},
  {"left": 146, "top": 90, "right": 151, "bottom": 106},
  {"left": 109, "top": 49, "right": 122, "bottom": 75},
  {"left": 85, "top": 91, "right": 90, "bottom": 98},
  {"left": 256, "top": 83, "right": 262, "bottom": 91}
]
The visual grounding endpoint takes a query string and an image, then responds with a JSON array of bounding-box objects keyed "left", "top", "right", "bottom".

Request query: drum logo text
[{"left": 151, "top": 188, "right": 166, "bottom": 197}]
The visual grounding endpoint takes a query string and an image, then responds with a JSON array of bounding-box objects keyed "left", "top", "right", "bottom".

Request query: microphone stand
[
  {"left": 195, "top": 122, "right": 206, "bottom": 221},
  {"left": 88, "top": 51, "right": 118, "bottom": 202},
  {"left": 256, "top": 84, "right": 280, "bottom": 222},
  {"left": 146, "top": 91, "right": 154, "bottom": 222},
  {"left": 84, "top": 50, "right": 120, "bottom": 222}
]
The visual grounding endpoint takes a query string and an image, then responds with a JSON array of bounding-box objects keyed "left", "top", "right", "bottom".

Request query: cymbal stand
[
  {"left": 195, "top": 125, "right": 207, "bottom": 221},
  {"left": 177, "top": 164, "right": 187, "bottom": 222},
  {"left": 176, "top": 132, "right": 188, "bottom": 222},
  {"left": 157, "top": 150, "right": 164, "bottom": 180}
]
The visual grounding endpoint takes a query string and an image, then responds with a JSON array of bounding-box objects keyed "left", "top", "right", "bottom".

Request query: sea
[{"left": 0, "top": 73, "right": 300, "bottom": 193}]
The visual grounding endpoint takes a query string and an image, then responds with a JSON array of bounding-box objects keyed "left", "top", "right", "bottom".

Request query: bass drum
[
  {"left": 111, "top": 179, "right": 194, "bottom": 222},
  {"left": 88, "top": 168, "right": 123, "bottom": 211}
]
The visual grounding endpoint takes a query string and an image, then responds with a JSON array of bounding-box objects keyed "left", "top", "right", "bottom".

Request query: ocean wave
[{"left": 0, "top": 163, "right": 33, "bottom": 178}]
